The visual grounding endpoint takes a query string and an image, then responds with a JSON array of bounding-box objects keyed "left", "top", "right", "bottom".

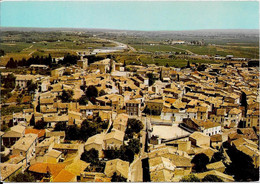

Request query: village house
[
  {"left": 113, "top": 113, "right": 129, "bottom": 132},
  {"left": 246, "top": 110, "right": 259, "bottom": 131},
  {"left": 210, "top": 134, "right": 223, "bottom": 150},
  {"left": 213, "top": 109, "right": 227, "bottom": 125},
  {"left": 103, "top": 129, "right": 125, "bottom": 149},
  {"left": 104, "top": 158, "right": 129, "bottom": 179},
  {"left": 43, "top": 115, "right": 68, "bottom": 128},
  {"left": 45, "top": 131, "right": 65, "bottom": 142},
  {"left": 2, "top": 125, "right": 26, "bottom": 147},
  {"left": 77, "top": 56, "right": 88, "bottom": 70},
  {"left": 146, "top": 99, "right": 164, "bottom": 114},
  {"left": 12, "top": 112, "right": 27, "bottom": 126},
  {"left": 0, "top": 163, "right": 23, "bottom": 182},
  {"left": 89, "top": 59, "right": 112, "bottom": 74},
  {"left": 43, "top": 149, "right": 63, "bottom": 163},
  {"left": 228, "top": 108, "right": 242, "bottom": 124},
  {"left": 196, "top": 106, "right": 208, "bottom": 120},
  {"left": 125, "top": 99, "right": 141, "bottom": 117},
  {"left": 84, "top": 133, "right": 105, "bottom": 157},
  {"left": 149, "top": 156, "right": 176, "bottom": 182},
  {"left": 189, "top": 132, "right": 210, "bottom": 147},
  {"left": 96, "top": 94, "right": 124, "bottom": 111},
  {"left": 15, "top": 75, "right": 36, "bottom": 88},
  {"left": 11, "top": 133, "right": 38, "bottom": 166},
  {"left": 51, "top": 67, "right": 66, "bottom": 77},
  {"left": 148, "top": 146, "right": 192, "bottom": 181},
  {"left": 183, "top": 118, "right": 221, "bottom": 136}
]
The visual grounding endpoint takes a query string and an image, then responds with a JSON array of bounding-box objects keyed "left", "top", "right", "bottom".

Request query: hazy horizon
[{"left": 1, "top": 1, "right": 259, "bottom": 31}]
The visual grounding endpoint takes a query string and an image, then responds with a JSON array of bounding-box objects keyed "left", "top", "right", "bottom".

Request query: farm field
[{"left": 0, "top": 31, "right": 116, "bottom": 66}]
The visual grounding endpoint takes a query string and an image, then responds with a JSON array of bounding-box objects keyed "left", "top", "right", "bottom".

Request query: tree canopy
[
  {"left": 180, "top": 174, "right": 200, "bottom": 182},
  {"left": 10, "top": 172, "right": 35, "bottom": 182},
  {"left": 34, "top": 120, "right": 47, "bottom": 130},
  {"left": 147, "top": 73, "right": 156, "bottom": 86},
  {"left": 191, "top": 153, "right": 209, "bottom": 173},
  {"left": 60, "top": 89, "right": 74, "bottom": 103},
  {"left": 111, "top": 172, "right": 127, "bottom": 182},
  {"left": 86, "top": 85, "right": 98, "bottom": 99},
  {"left": 202, "top": 174, "right": 223, "bottom": 182}
]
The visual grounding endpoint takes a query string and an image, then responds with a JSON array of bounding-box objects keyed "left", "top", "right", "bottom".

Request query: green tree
[
  {"left": 1, "top": 154, "right": 9, "bottom": 162},
  {"left": 202, "top": 174, "right": 223, "bottom": 182},
  {"left": 78, "top": 95, "right": 88, "bottom": 105},
  {"left": 29, "top": 114, "right": 35, "bottom": 126},
  {"left": 127, "top": 138, "right": 141, "bottom": 154},
  {"left": 10, "top": 172, "right": 35, "bottom": 182},
  {"left": 27, "top": 80, "right": 37, "bottom": 93},
  {"left": 16, "top": 97, "right": 22, "bottom": 104},
  {"left": 6, "top": 58, "right": 18, "bottom": 68},
  {"left": 3, "top": 73, "right": 16, "bottom": 89},
  {"left": 65, "top": 125, "right": 80, "bottom": 140},
  {"left": 54, "top": 122, "right": 67, "bottom": 131},
  {"left": 240, "top": 92, "right": 247, "bottom": 116},
  {"left": 191, "top": 153, "right": 209, "bottom": 173},
  {"left": 180, "top": 174, "right": 200, "bottom": 182},
  {"left": 86, "top": 85, "right": 98, "bottom": 99},
  {"left": 111, "top": 172, "right": 127, "bottom": 182},
  {"left": 186, "top": 60, "right": 190, "bottom": 68},
  {"left": 147, "top": 73, "right": 156, "bottom": 86},
  {"left": 34, "top": 120, "right": 47, "bottom": 130},
  {"left": 81, "top": 148, "right": 99, "bottom": 165},
  {"left": 125, "top": 119, "right": 143, "bottom": 139},
  {"left": 60, "top": 89, "right": 74, "bottom": 103},
  {"left": 99, "top": 90, "right": 106, "bottom": 97},
  {"left": 210, "top": 151, "right": 225, "bottom": 163}
]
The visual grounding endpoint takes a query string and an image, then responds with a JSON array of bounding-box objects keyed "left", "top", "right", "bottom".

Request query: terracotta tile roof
[
  {"left": 53, "top": 169, "right": 76, "bottom": 182},
  {"left": 25, "top": 128, "right": 45, "bottom": 138},
  {"left": 29, "top": 163, "right": 67, "bottom": 177},
  {"left": 65, "top": 160, "right": 90, "bottom": 176}
]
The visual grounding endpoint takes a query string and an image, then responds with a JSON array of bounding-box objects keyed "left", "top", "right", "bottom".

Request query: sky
[{"left": 1, "top": 1, "right": 259, "bottom": 31}]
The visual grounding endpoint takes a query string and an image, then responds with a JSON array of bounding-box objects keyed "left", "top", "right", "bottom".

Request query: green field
[
  {"left": 0, "top": 31, "right": 116, "bottom": 66},
  {"left": 173, "top": 44, "right": 259, "bottom": 58},
  {"left": 130, "top": 44, "right": 184, "bottom": 53}
]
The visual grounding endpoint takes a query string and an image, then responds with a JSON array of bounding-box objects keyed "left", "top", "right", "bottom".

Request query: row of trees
[
  {"left": 5, "top": 53, "right": 108, "bottom": 69},
  {"left": 6, "top": 54, "right": 54, "bottom": 68},
  {"left": 104, "top": 138, "right": 141, "bottom": 163},
  {"left": 180, "top": 174, "right": 223, "bottom": 182},
  {"left": 54, "top": 118, "right": 108, "bottom": 142}
]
